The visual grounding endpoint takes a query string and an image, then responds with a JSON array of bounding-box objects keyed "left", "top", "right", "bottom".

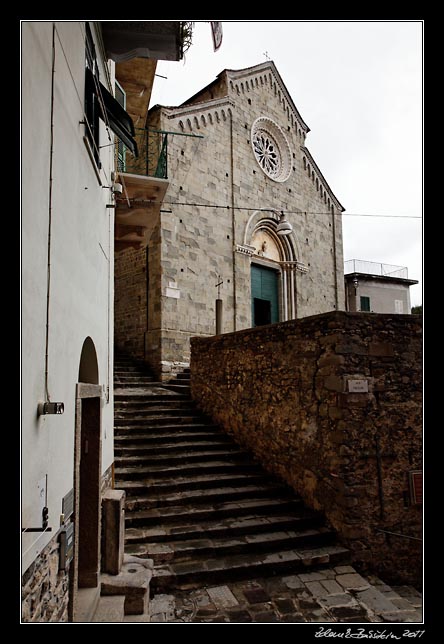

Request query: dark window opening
[
  {"left": 254, "top": 298, "right": 272, "bottom": 326},
  {"left": 85, "top": 23, "right": 101, "bottom": 168},
  {"left": 360, "top": 296, "right": 371, "bottom": 312},
  {"left": 115, "top": 81, "right": 126, "bottom": 171},
  {"left": 84, "top": 23, "right": 137, "bottom": 170}
]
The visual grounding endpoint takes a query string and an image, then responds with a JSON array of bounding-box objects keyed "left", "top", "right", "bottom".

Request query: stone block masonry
[
  {"left": 22, "top": 532, "right": 69, "bottom": 622},
  {"left": 191, "top": 311, "right": 422, "bottom": 587},
  {"left": 115, "top": 246, "right": 147, "bottom": 361}
]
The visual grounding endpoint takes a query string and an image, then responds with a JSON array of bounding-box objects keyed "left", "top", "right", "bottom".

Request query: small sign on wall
[
  {"left": 348, "top": 379, "right": 369, "bottom": 393},
  {"left": 409, "top": 470, "right": 423, "bottom": 505}
]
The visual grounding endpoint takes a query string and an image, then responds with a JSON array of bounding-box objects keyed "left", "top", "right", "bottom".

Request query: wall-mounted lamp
[
  {"left": 352, "top": 276, "right": 359, "bottom": 290},
  {"left": 276, "top": 212, "right": 293, "bottom": 236},
  {"left": 38, "top": 402, "right": 64, "bottom": 416}
]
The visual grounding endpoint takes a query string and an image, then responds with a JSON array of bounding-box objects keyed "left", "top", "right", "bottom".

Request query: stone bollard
[{"left": 101, "top": 489, "right": 125, "bottom": 575}]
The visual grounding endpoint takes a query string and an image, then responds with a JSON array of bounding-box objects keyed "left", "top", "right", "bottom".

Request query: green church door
[{"left": 251, "top": 264, "right": 279, "bottom": 327}]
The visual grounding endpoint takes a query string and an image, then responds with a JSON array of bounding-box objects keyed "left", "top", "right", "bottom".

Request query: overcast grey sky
[{"left": 149, "top": 21, "right": 423, "bottom": 307}]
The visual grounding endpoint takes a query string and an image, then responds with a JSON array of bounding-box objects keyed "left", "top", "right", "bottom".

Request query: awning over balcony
[
  {"left": 100, "top": 22, "right": 183, "bottom": 63},
  {"left": 98, "top": 79, "right": 138, "bottom": 156},
  {"left": 87, "top": 68, "right": 138, "bottom": 156}
]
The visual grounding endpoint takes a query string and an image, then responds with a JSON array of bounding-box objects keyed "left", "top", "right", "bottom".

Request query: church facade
[{"left": 115, "top": 61, "right": 345, "bottom": 379}]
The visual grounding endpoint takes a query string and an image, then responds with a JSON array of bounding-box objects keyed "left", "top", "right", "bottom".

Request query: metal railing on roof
[
  {"left": 344, "top": 259, "right": 408, "bottom": 279},
  {"left": 116, "top": 127, "right": 203, "bottom": 180}
]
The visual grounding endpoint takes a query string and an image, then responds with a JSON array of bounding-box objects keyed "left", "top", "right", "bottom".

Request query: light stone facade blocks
[{"left": 115, "top": 62, "right": 345, "bottom": 379}]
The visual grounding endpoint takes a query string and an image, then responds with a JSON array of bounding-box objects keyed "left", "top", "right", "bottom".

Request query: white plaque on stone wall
[
  {"left": 165, "top": 287, "right": 180, "bottom": 299},
  {"left": 348, "top": 379, "right": 369, "bottom": 393}
]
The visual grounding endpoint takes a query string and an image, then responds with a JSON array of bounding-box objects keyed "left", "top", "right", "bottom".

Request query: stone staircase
[
  {"left": 163, "top": 367, "right": 191, "bottom": 396},
  {"left": 114, "top": 354, "right": 157, "bottom": 389},
  {"left": 113, "top": 357, "right": 350, "bottom": 595}
]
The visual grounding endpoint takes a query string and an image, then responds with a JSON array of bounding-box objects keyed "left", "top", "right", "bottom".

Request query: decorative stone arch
[{"left": 241, "top": 210, "right": 307, "bottom": 323}]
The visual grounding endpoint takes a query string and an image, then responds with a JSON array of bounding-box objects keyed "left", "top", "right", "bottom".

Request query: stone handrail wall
[{"left": 190, "top": 311, "right": 422, "bottom": 586}]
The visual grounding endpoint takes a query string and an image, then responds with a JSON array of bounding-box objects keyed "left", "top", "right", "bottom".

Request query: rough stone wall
[
  {"left": 190, "top": 311, "right": 422, "bottom": 586},
  {"left": 22, "top": 532, "right": 69, "bottom": 622},
  {"left": 114, "top": 246, "right": 147, "bottom": 361}
]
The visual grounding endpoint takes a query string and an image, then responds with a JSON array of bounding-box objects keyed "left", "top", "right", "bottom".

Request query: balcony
[
  {"left": 101, "top": 21, "right": 193, "bottom": 63},
  {"left": 115, "top": 127, "right": 203, "bottom": 251},
  {"left": 114, "top": 129, "right": 171, "bottom": 251},
  {"left": 117, "top": 128, "right": 169, "bottom": 180}
]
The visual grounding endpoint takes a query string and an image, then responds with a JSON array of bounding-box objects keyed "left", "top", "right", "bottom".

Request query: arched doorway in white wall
[{"left": 70, "top": 337, "right": 102, "bottom": 622}]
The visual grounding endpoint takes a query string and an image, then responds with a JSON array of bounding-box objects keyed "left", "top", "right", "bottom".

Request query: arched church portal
[{"left": 246, "top": 212, "right": 300, "bottom": 326}]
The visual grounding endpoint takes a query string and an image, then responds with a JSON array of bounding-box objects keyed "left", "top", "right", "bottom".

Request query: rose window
[{"left": 251, "top": 117, "right": 292, "bottom": 183}]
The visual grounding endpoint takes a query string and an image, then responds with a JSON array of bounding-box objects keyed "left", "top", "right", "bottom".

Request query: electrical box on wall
[{"left": 59, "top": 522, "right": 74, "bottom": 571}]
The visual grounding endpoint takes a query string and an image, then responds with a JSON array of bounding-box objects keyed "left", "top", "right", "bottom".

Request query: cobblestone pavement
[{"left": 149, "top": 566, "right": 422, "bottom": 624}]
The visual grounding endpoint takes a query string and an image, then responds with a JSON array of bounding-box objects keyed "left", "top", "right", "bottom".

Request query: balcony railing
[
  {"left": 117, "top": 127, "right": 203, "bottom": 180},
  {"left": 344, "top": 259, "right": 408, "bottom": 279}
]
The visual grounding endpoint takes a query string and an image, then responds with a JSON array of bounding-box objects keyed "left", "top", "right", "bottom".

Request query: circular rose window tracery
[{"left": 251, "top": 117, "right": 292, "bottom": 183}]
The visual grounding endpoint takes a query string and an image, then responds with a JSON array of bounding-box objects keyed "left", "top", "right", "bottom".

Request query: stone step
[
  {"left": 128, "top": 526, "right": 336, "bottom": 564},
  {"left": 162, "top": 384, "right": 191, "bottom": 394},
  {"left": 115, "top": 424, "right": 221, "bottom": 439},
  {"left": 116, "top": 472, "right": 275, "bottom": 496},
  {"left": 114, "top": 377, "right": 156, "bottom": 384},
  {"left": 124, "top": 482, "right": 292, "bottom": 512},
  {"left": 115, "top": 407, "right": 200, "bottom": 419},
  {"left": 114, "top": 368, "right": 147, "bottom": 375},
  {"left": 125, "top": 511, "right": 325, "bottom": 544},
  {"left": 91, "top": 595, "right": 126, "bottom": 622},
  {"left": 114, "top": 425, "right": 221, "bottom": 447},
  {"left": 175, "top": 372, "right": 191, "bottom": 381},
  {"left": 151, "top": 545, "right": 350, "bottom": 592},
  {"left": 114, "top": 381, "right": 156, "bottom": 389},
  {"left": 114, "top": 415, "right": 210, "bottom": 427},
  {"left": 114, "top": 392, "right": 190, "bottom": 402},
  {"left": 114, "top": 365, "right": 152, "bottom": 372},
  {"left": 115, "top": 430, "right": 226, "bottom": 446},
  {"left": 115, "top": 399, "right": 195, "bottom": 410},
  {"left": 125, "top": 497, "right": 304, "bottom": 527},
  {"left": 115, "top": 439, "right": 237, "bottom": 458},
  {"left": 115, "top": 459, "right": 263, "bottom": 481},
  {"left": 114, "top": 447, "right": 249, "bottom": 468}
]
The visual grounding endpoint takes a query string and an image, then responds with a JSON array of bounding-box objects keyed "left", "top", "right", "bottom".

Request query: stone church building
[{"left": 115, "top": 61, "right": 345, "bottom": 379}]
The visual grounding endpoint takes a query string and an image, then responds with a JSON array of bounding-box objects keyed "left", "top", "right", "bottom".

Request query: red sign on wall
[{"left": 409, "top": 470, "right": 423, "bottom": 505}]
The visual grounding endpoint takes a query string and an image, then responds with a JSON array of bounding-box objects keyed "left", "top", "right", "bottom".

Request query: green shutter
[{"left": 360, "top": 296, "right": 371, "bottom": 312}]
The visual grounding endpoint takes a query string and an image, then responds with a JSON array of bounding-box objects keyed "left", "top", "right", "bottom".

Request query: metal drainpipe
[
  {"left": 230, "top": 111, "right": 237, "bottom": 331},
  {"left": 44, "top": 23, "right": 56, "bottom": 403},
  {"left": 331, "top": 207, "right": 339, "bottom": 309},
  {"left": 375, "top": 434, "right": 385, "bottom": 520}
]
